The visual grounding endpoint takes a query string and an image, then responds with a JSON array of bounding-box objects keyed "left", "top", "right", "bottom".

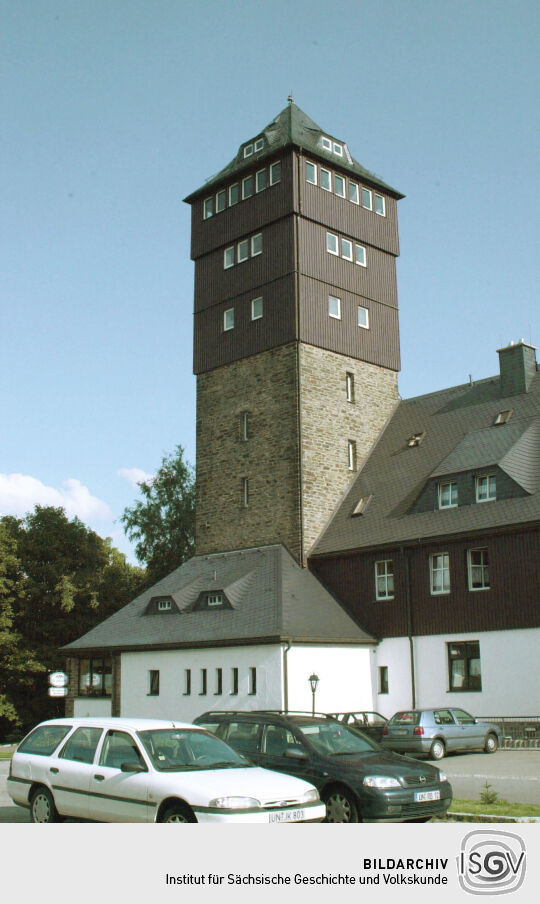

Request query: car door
[
  {"left": 88, "top": 729, "right": 150, "bottom": 822},
  {"left": 258, "top": 725, "right": 322, "bottom": 790},
  {"left": 53, "top": 726, "right": 104, "bottom": 819},
  {"left": 432, "top": 709, "right": 462, "bottom": 751},
  {"left": 452, "top": 709, "right": 483, "bottom": 748}
]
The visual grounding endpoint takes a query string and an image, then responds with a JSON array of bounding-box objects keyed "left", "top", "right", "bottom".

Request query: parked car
[
  {"left": 381, "top": 708, "right": 501, "bottom": 759},
  {"left": 329, "top": 711, "right": 388, "bottom": 743},
  {"left": 6, "top": 717, "right": 325, "bottom": 824},
  {"left": 194, "top": 710, "right": 452, "bottom": 823}
]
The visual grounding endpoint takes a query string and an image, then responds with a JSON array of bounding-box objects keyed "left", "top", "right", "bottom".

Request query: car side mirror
[
  {"left": 120, "top": 761, "right": 146, "bottom": 773},
  {"left": 283, "top": 747, "right": 307, "bottom": 761}
]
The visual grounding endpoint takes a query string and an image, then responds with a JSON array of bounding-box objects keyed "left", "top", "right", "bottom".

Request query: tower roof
[{"left": 184, "top": 101, "right": 404, "bottom": 202}]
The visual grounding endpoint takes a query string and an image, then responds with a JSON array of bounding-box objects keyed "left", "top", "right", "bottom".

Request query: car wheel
[
  {"left": 30, "top": 787, "right": 61, "bottom": 823},
  {"left": 159, "top": 802, "right": 197, "bottom": 823},
  {"left": 484, "top": 733, "right": 498, "bottom": 754},
  {"left": 323, "top": 787, "right": 360, "bottom": 823},
  {"left": 429, "top": 739, "right": 446, "bottom": 760}
]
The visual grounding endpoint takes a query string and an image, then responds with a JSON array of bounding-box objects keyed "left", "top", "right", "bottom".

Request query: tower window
[
  {"left": 357, "top": 306, "right": 369, "bottom": 329},
  {"left": 251, "top": 297, "right": 263, "bottom": 320},
  {"left": 335, "top": 174, "right": 345, "bottom": 197},
  {"left": 355, "top": 244, "right": 367, "bottom": 267},
  {"left": 362, "top": 188, "right": 372, "bottom": 210},
  {"left": 242, "top": 477, "right": 249, "bottom": 508},
  {"left": 320, "top": 168, "right": 331, "bottom": 191},
  {"left": 224, "top": 247, "right": 234, "bottom": 269},
  {"left": 269, "top": 161, "right": 281, "bottom": 185},
  {"left": 241, "top": 411, "right": 249, "bottom": 441},
  {"left": 346, "top": 372, "right": 354, "bottom": 402},
  {"left": 242, "top": 175, "right": 254, "bottom": 199},
  {"left": 229, "top": 183, "right": 239, "bottom": 206},
  {"left": 349, "top": 182, "right": 359, "bottom": 204},
  {"left": 341, "top": 238, "right": 353, "bottom": 261},
  {"left": 328, "top": 295, "right": 341, "bottom": 320},
  {"left": 256, "top": 169, "right": 267, "bottom": 192},
  {"left": 374, "top": 193, "right": 386, "bottom": 216},
  {"left": 306, "top": 161, "right": 317, "bottom": 184},
  {"left": 224, "top": 308, "right": 234, "bottom": 331},
  {"left": 251, "top": 233, "right": 263, "bottom": 256},
  {"left": 203, "top": 197, "right": 213, "bottom": 219},
  {"left": 326, "top": 232, "right": 339, "bottom": 255},
  {"left": 347, "top": 440, "right": 357, "bottom": 471},
  {"left": 216, "top": 189, "right": 226, "bottom": 213}
]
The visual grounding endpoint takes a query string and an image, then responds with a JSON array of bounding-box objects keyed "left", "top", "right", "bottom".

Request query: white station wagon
[{"left": 7, "top": 717, "right": 325, "bottom": 824}]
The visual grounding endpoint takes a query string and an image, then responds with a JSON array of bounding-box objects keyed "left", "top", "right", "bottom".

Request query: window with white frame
[
  {"left": 357, "top": 305, "right": 369, "bottom": 329},
  {"left": 207, "top": 593, "right": 224, "bottom": 606},
  {"left": 375, "top": 560, "right": 394, "bottom": 600},
  {"left": 157, "top": 599, "right": 172, "bottom": 611},
  {"left": 341, "top": 238, "right": 353, "bottom": 261},
  {"left": 349, "top": 182, "right": 359, "bottom": 204},
  {"left": 237, "top": 239, "right": 249, "bottom": 263},
  {"left": 430, "top": 553, "right": 450, "bottom": 595},
  {"left": 326, "top": 232, "right": 339, "bottom": 255},
  {"left": 254, "top": 138, "right": 264, "bottom": 152},
  {"left": 320, "top": 168, "right": 332, "bottom": 191},
  {"left": 362, "top": 188, "right": 372, "bottom": 210},
  {"left": 346, "top": 371, "right": 354, "bottom": 402},
  {"left": 251, "top": 296, "right": 263, "bottom": 320},
  {"left": 347, "top": 439, "right": 357, "bottom": 471},
  {"left": 224, "top": 247, "right": 235, "bottom": 269},
  {"left": 269, "top": 161, "right": 281, "bottom": 185},
  {"left": 476, "top": 474, "right": 496, "bottom": 502},
  {"left": 468, "top": 548, "right": 490, "bottom": 590},
  {"left": 256, "top": 169, "right": 267, "bottom": 192},
  {"left": 355, "top": 244, "right": 367, "bottom": 267},
  {"left": 223, "top": 308, "right": 234, "bottom": 331},
  {"left": 251, "top": 233, "right": 262, "bottom": 256},
  {"left": 328, "top": 295, "right": 341, "bottom": 319},
  {"left": 438, "top": 481, "right": 458, "bottom": 509},
  {"left": 335, "top": 174, "right": 345, "bottom": 197},
  {"left": 243, "top": 144, "right": 253, "bottom": 158},
  {"left": 242, "top": 175, "right": 254, "bottom": 199},
  {"left": 306, "top": 161, "right": 317, "bottom": 184},
  {"left": 374, "top": 193, "right": 386, "bottom": 216},
  {"left": 321, "top": 136, "right": 332, "bottom": 151},
  {"left": 333, "top": 142, "right": 343, "bottom": 156},
  {"left": 216, "top": 189, "right": 226, "bottom": 213},
  {"left": 203, "top": 197, "right": 213, "bottom": 219},
  {"left": 229, "top": 183, "right": 239, "bottom": 206}
]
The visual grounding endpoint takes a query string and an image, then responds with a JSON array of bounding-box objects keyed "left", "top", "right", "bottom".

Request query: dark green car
[{"left": 194, "top": 711, "right": 452, "bottom": 823}]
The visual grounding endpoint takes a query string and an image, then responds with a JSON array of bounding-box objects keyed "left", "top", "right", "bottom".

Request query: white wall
[
  {"left": 376, "top": 628, "right": 540, "bottom": 717},
  {"left": 286, "top": 645, "right": 375, "bottom": 714},
  {"left": 120, "top": 645, "right": 283, "bottom": 723},
  {"left": 73, "top": 697, "right": 112, "bottom": 717}
]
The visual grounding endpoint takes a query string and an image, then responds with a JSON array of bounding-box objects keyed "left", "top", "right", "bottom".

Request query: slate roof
[
  {"left": 184, "top": 101, "right": 403, "bottom": 202},
  {"left": 64, "top": 544, "right": 374, "bottom": 653},
  {"left": 311, "top": 370, "right": 540, "bottom": 557}
]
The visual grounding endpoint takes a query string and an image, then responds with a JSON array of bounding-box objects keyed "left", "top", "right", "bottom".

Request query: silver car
[{"left": 381, "top": 708, "right": 501, "bottom": 760}]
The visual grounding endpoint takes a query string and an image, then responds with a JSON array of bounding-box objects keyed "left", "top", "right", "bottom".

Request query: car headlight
[
  {"left": 363, "top": 776, "right": 401, "bottom": 789},
  {"left": 437, "top": 771, "right": 448, "bottom": 783},
  {"left": 300, "top": 789, "right": 320, "bottom": 803},
  {"left": 209, "top": 796, "right": 260, "bottom": 809}
]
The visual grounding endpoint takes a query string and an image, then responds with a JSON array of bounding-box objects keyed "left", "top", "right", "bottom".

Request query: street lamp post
[{"left": 308, "top": 673, "right": 319, "bottom": 716}]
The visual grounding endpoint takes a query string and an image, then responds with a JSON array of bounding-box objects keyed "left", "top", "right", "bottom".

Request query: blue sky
[{"left": 1, "top": 0, "right": 538, "bottom": 562}]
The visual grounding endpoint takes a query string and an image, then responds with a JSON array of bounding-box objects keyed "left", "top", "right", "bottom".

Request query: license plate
[
  {"left": 394, "top": 729, "right": 408, "bottom": 736},
  {"left": 268, "top": 808, "right": 305, "bottom": 823},
  {"left": 414, "top": 790, "right": 440, "bottom": 802}
]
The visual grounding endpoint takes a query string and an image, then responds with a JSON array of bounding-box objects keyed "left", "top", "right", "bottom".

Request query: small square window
[
  {"left": 216, "top": 190, "right": 226, "bottom": 213},
  {"left": 355, "top": 244, "right": 367, "bottom": 267},
  {"left": 203, "top": 197, "right": 213, "bottom": 219},
  {"left": 243, "top": 144, "right": 253, "bottom": 158},
  {"left": 333, "top": 142, "right": 343, "bottom": 156},
  {"left": 306, "top": 162, "right": 317, "bottom": 184},
  {"left": 374, "top": 193, "right": 386, "bottom": 216},
  {"left": 439, "top": 481, "right": 458, "bottom": 509},
  {"left": 341, "top": 238, "right": 353, "bottom": 260},
  {"left": 357, "top": 306, "right": 369, "bottom": 329},
  {"left": 229, "top": 183, "right": 239, "bottom": 206},
  {"left": 224, "top": 246, "right": 235, "bottom": 269},
  {"left": 251, "top": 233, "right": 262, "bottom": 256},
  {"left": 326, "top": 232, "right": 339, "bottom": 255},
  {"left": 362, "top": 188, "right": 372, "bottom": 210},
  {"left": 321, "top": 136, "right": 332, "bottom": 151},
  {"left": 328, "top": 295, "right": 341, "bottom": 319},
  {"left": 476, "top": 474, "right": 496, "bottom": 502},
  {"left": 238, "top": 239, "right": 249, "bottom": 262},
  {"left": 430, "top": 553, "right": 450, "bottom": 595},
  {"left": 348, "top": 440, "right": 357, "bottom": 471},
  {"left": 254, "top": 138, "right": 264, "bottom": 152},
  {"left": 251, "top": 297, "right": 263, "bottom": 320},
  {"left": 349, "top": 182, "right": 359, "bottom": 204},
  {"left": 375, "top": 560, "right": 394, "bottom": 600},
  {"left": 269, "top": 161, "right": 281, "bottom": 185},
  {"left": 468, "top": 548, "right": 490, "bottom": 591},
  {"left": 320, "top": 168, "right": 332, "bottom": 191},
  {"left": 346, "top": 372, "right": 354, "bottom": 402},
  {"left": 224, "top": 308, "right": 234, "bottom": 331},
  {"left": 256, "top": 169, "right": 267, "bottom": 192},
  {"left": 335, "top": 174, "right": 345, "bottom": 197},
  {"left": 242, "top": 175, "right": 254, "bottom": 199}
]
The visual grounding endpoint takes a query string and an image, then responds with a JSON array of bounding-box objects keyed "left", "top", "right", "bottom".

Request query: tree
[{"left": 121, "top": 445, "right": 195, "bottom": 585}]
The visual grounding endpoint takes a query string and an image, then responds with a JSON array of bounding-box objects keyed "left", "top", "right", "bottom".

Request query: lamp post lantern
[{"left": 308, "top": 673, "right": 319, "bottom": 716}]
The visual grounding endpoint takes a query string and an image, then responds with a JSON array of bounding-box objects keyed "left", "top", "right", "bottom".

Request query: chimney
[{"left": 497, "top": 340, "right": 537, "bottom": 397}]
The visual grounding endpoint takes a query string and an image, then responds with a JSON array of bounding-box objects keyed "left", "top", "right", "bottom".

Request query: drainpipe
[
  {"left": 403, "top": 548, "right": 416, "bottom": 709},
  {"left": 283, "top": 640, "right": 292, "bottom": 713}
]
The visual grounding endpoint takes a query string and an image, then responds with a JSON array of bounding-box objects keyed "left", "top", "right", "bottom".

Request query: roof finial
[{"left": 288, "top": 92, "right": 294, "bottom": 104}]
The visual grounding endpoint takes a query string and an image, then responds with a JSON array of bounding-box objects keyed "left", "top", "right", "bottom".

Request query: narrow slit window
[
  {"left": 215, "top": 668, "right": 223, "bottom": 695},
  {"left": 241, "top": 411, "right": 249, "bottom": 441},
  {"left": 200, "top": 669, "right": 207, "bottom": 695},
  {"left": 248, "top": 667, "right": 257, "bottom": 696},
  {"left": 148, "top": 670, "right": 160, "bottom": 696},
  {"left": 242, "top": 477, "right": 249, "bottom": 508},
  {"left": 183, "top": 669, "right": 191, "bottom": 696},
  {"left": 230, "top": 667, "right": 239, "bottom": 695},
  {"left": 348, "top": 440, "right": 357, "bottom": 471},
  {"left": 346, "top": 372, "right": 354, "bottom": 402}
]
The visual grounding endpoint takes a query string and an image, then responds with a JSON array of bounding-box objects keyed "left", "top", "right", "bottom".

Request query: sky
[{"left": 1, "top": 0, "right": 538, "bottom": 563}]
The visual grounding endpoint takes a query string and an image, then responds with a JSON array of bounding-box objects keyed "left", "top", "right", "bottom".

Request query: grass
[
  {"left": 0, "top": 746, "right": 17, "bottom": 760},
  {"left": 450, "top": 798, "right": 540, "bottom": 818}
]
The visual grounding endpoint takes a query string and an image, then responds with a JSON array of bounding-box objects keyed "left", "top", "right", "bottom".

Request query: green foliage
[
  {"left": 121, "top": 445, "right": 195, "bottom": 586},
  {"left": 0, "top": 507, "right": 145, "bottom": 740},
  {"left": 479, "top": 781, "right": 499, "bottom": 806}
]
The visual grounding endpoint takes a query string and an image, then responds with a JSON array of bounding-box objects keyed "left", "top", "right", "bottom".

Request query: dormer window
[
  {"left": 493, "top": 409, "right": 513, "bottom": 425},
  {"left": 243, "top": 144, "right": 253, "bottom": 158},
  {"left": 333, "top": 142, "right": 343, "bottom": 156},
  {"left": 438, "top": 481, "right": 458, "bottom": 509},
  {"left": 407, "top": 432, "right": 425, "bottom": 447},
  {"left": 157, "top": 599, "right": 172, "bottom": 612},
  {"left": 321, "top": 136, "right": 332, "bottom": 151},
  {"left": 207, "top": 593, "right": 223, "bottom": 607},
  {"left": 254, "top": 138, "right": 264, "bottom": 152},
  {"left": 352, "top": 495, "right": 373, "bottom": 516},
  {"left": 476, "top": 474, "right": 496, "bottom": 502}
]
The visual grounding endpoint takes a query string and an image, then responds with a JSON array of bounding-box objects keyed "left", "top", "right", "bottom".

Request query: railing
[{"left": 478, "top": 716, "right": 540, "bottom": 748}]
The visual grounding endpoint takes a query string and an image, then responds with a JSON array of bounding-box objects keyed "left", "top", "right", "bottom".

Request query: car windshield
[
  {"left": 295, "top": 721, "right": 378, "bottom": 755},
  {"left": 137, "top": 728, "right": 251, "bottom": 771}
]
